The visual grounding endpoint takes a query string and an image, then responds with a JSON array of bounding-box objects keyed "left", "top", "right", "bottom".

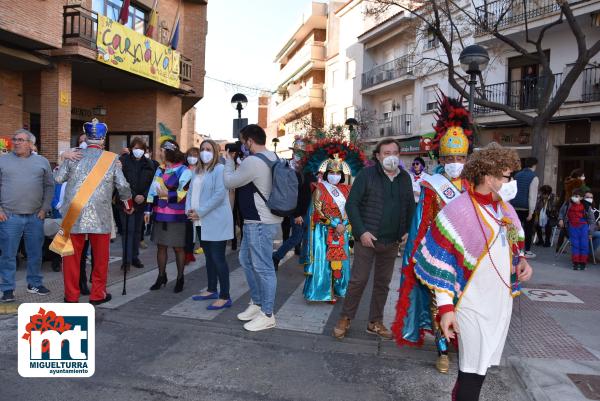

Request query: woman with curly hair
[{"left": 413, "top": 143, "right": 533, "bottom": 401}]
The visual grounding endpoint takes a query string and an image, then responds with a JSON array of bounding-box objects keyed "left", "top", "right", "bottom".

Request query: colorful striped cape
[{"left": 413, "top": 191, "right": 524, "bottom": 303}]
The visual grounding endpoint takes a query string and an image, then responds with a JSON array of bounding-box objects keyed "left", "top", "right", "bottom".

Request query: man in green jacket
[{"left": 333, "top": 139, "right": 415, "bottom": 339}]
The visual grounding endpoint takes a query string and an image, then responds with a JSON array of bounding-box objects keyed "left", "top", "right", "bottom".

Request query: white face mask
[
  {"left": 497, "top": 179, "right": 518, "bottom": 202},
  {"left": 584, "top": 197, "right": 593, "bottom": 204},
  {"left": 187, "top": 156, "right": 198, "bottom": 166},
  {"left": 580, "top": 176, "right": 586, "bottom": 181},
  {"left": 79, "top": 142, "right": 88, "bottom": 150},
  {"left": 236, "top": 157, "right": 242, "bottom": 166},
  {"left": 327, "top": 174, "right": 342, "bottom": 185},
  {"left": 132, "top": 148, "right": 144, "bottom": 159},
  {"left": 144, "top": 153, "right": 150, "bottom": 159},
  {"left": 200, "top": 151, "right": 213, "bottom": 164},
  {"left": 444, "top": 162, "right": 464, "bottom": 179},
  {"left": 571, "top": 196, "right": 581, "bottom": 204},
  {"left": 382, "top": 155, "right": 399, "bottom": 172}
]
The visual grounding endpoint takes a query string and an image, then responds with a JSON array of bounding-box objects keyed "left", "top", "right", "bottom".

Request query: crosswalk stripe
[
  {"left": 274, "top": 279, "right": 335, "bottom": 334},
  {"left": 162, "top": 265, "right": 248, "bottom": 320},
  {"left": 383, "top": 257, "right": 402, "bottom": 328},
  {"left": 99, "top": 255, "right": 206, "bottom": 309}
]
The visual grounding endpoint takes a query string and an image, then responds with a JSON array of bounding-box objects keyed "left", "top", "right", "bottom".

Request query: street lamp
[
  {"left": 272, "top": 137, "right": 279, "bottom": 153},
  {"left": 459, "top": 45, "right": 490, "bottom": 115},
  {"left": 230, "top": 93, "right": 248, "bottom": 119}
]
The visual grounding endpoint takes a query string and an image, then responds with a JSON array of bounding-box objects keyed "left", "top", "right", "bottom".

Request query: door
[
  {"left": 557, "top": 145, "right": 600, "bottom": 201},
  {"left": 403, "top": 95, "right": 413, "bottom": 135}
]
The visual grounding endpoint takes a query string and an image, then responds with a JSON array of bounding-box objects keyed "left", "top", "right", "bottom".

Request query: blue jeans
[
  {"left": 273, "top": 221, "right": 306, "bottom": 261},
  {"left": 197, "top": 227, "right": 230, "bottom": 300},
  {"left": 0, "top": 214, "right": 45, "bottom": 292},
  {"left": 239, "top": 223, "right": 278, "bottom": 315}
]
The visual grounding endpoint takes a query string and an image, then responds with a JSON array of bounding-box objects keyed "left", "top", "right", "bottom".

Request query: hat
[
  {"left": 433, "top": 93, "right": 472, "bottom": 157},
  {"left": 83, "top": 118, "right": 108, "bottom": 140},
  {"left": 318, "top": 154, "right": 351, "bottom": 175}
]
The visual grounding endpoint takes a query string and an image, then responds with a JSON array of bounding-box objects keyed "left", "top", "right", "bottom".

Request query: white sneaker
[
  {"left": 524, "top": 251, "right": 536, "bottom": 259},
  {"left": 237, "top": 303, "right": 262, "bottom": 321},
  {"left": 243, "top": 312, "right": 276, "bottom": 332}
]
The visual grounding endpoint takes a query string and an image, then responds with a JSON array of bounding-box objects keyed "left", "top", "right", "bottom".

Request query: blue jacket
[{"left": 185, "top": 164, "right": 233, "bottom": 241}]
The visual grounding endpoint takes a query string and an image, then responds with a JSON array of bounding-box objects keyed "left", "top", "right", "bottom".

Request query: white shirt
[{"left": 191, "top": 173, "right": 205, "bottom": 227}]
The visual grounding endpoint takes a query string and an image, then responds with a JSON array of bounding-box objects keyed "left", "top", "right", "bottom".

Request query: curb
[{"left": 508, "top": 356, "right": 551, "bottom": 401}]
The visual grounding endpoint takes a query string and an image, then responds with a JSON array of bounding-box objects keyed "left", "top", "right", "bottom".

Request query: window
[
  {"left": 424, "top": 86, "right": 438, "bottom": 112},
  {"left": 330, "top": 69, "right": 339, "bottom": 88},
  {"left": 92, "top": 0, "right": 148, "bottom": 34},
  {"left": 425, "top": 28, "right": 439, "bottom": 50},
  {"left": 346, "top": 59, "right": 356, "bottom": 80},
  {"left": 344, "top": 106, "right": 355, "bottom": 120}
]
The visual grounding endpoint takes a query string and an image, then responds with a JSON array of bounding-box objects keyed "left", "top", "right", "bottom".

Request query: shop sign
[
  {"left": 399, "top": 137, "right": 421, "bottom": 153},
  {"left": 71, "top": 107, "right": 93, "bottom": 120},
  {"left": 96, "top": 16, "right": 181, "bottom": 88},
  {"left": 492, "top": 129, "right": 531, "bottom": 146}
]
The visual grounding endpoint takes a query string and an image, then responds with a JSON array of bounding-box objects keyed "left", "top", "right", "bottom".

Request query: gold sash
[{"left": 49, "top": 151, "right": 116, "bottom": 256}]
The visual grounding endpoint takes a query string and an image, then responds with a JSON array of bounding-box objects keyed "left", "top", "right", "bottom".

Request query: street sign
[{"left": 232, "top": 118, "right": 248, "bottom": 139}]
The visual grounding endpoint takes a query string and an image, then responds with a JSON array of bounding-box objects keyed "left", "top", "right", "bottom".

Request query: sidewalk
[{"left": 506, "top": 245, "right": 600, "bottom": 401}]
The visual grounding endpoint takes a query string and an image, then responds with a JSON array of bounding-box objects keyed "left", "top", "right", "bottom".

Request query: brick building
[{"left": 0, "top": 0, "right": 207, "bottom": 161}]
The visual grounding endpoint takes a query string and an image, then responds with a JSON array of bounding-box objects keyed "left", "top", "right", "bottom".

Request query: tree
[{"left": 365, "top": 0, "right": 600, "bottom": 181}]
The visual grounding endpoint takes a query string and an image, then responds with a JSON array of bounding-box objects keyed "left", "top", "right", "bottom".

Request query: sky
[{"left": 195, "top": 0, "right": 313, "bottom": 140}]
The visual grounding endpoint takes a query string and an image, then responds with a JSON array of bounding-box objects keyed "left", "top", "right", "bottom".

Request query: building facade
[
  {"left": 266, "top": 1, "right": 330, "bottom": 156},
  {"left": 0, "top": 0, "right": 207, "bottom": 161}
]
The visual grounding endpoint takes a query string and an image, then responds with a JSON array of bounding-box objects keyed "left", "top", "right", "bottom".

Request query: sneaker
[
  {"left": 524, "top": 251, "right": 536, "bottom": 259},
  {"left": 27, "top": 285, "right": 50, "bottom": 296},
  {"left": 243, "top": 312, "right": 276, "bottom": 332},
  {"left": 237, "top": 303, "right": 262, "bottom": 321},
  {"left": 89, "top": 293, "right": 112, "bottom": 306},
  {"left": 333, "top": 316, "right": 351, "bottom": 339},
  {"left": 1, "top": 290, "right": 15, "bottom": 303},
  {"left": 366, "top": 321, "right": 394, "bottom": 340}
]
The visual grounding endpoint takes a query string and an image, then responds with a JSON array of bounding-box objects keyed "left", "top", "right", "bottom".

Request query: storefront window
[{"left": 92, "top": 0, "right": 148, "bottom": 34}]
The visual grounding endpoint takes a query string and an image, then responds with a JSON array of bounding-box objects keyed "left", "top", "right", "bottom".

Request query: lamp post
[
  {"left": 272, "top": 138, "right": 279, "bottom": 154},
  {"left": 230, "top": 93, "right": 248, "bottom": 138},
  {"left": 459, "top": 45, "right": 490, "bottom": 115}
]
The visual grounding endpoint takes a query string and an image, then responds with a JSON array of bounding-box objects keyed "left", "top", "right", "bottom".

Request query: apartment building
[
  {"left": 266, "top": 1, "right": 330, "bottom": 156},
  {"left": 0, "top": 0, "right": 207, "bottom": 160}
]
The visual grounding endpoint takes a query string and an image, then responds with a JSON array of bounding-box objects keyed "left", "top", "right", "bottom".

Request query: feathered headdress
[
  {"left": 159, "top": 122, "right": 176, "bottom": 145},
  {"left": 432, "top": 92, "right": 473, "bottom": 157},
  {"left": 299, "top": 137, "right": 367, "bottom": 177}
]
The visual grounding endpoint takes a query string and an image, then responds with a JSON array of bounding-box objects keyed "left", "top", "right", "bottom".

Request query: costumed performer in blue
[{"left": 301, "top": 139, "right": 367, "bottom": 302}]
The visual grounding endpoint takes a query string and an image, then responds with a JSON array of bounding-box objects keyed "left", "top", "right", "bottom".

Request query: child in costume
[
  {"left": 392, "top": 94, "right": 472, "bottom": 374},
  {"left": 558, "top": 188, "right": 596, "bottom": 270}
]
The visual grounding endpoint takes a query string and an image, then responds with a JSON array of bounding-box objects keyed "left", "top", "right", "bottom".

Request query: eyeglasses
[
  {"left": 12, "top": 138, "right": 30, "bottom": 143},
  {"left": 502, "top": 175, "right": 514, "bottom": 182},
  {"left": 412, "top": 162, "right": 422, "bottom": 166}
]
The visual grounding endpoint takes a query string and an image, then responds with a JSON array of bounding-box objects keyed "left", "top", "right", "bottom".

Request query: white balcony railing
[
  {"left": 277, "top": 42, "right": 325, "bottom": 86},
  {"left": 270, "top": 86, "right": 324, "bottom": 122}
]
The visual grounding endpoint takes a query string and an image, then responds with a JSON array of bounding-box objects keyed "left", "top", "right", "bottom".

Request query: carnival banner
[{"left": 96, "top": 15, "right": 181, "bottom": 88}]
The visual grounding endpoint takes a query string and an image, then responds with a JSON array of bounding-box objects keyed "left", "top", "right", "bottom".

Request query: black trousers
[{"left": 516, "top": 210, "right": 535, "bottom": 252}]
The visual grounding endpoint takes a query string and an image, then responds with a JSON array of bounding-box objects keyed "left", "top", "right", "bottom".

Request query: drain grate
[{"left": 568, "top": 374, "right": 600, "bottom": 400}]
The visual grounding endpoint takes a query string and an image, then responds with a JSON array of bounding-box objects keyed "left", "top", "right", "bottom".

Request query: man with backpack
[{"left": 224, "top": 124, "right": 295, "bottom": 332}]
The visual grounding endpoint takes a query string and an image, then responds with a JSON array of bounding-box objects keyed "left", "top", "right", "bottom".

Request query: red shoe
[{"left": 185, "top": 253, "right": 196, "bottom": 265}]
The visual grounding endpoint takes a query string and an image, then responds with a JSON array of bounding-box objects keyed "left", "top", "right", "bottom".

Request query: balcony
[
  {"left": 475, "top": 0, "right": 561, "bottom": 36},
  {"left": 62, "top": 5, "right": 192, "bottom": 86},
  {"left": 363, "top": 114, "right": 412, "bottom": 139},
  {"left": 361, "top": 55, "right": 414, "bottom": 92},
  {"left": 270, "top": 85, "right": 325, "bottom": 122},
  {"left": 582, "top": 66, "right": 600, "bottom": 103},
  {"left": 473, "top": 73, "right": 562, "bottom": 115},
  {"left": 278, "top": 42, "right": 326, "bottom": 86}
]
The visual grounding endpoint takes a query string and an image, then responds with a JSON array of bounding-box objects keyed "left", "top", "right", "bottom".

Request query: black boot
[
  {"left": 580, "top": 263, "right": 586, "bottom": 271},
  {"left": 174, "top": 276, "right": 184, "bottom": 293},
  {"left": 150, "top": 273, "right": 167, "bottom": 290}
]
